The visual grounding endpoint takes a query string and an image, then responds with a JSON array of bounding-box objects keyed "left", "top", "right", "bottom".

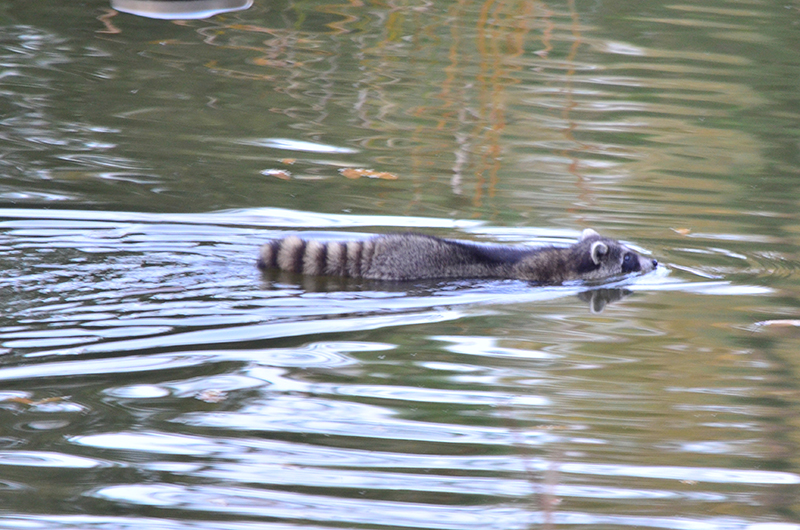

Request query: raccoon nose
[{"left": 651, "top": 259, "right": 658, "bottom": 268}]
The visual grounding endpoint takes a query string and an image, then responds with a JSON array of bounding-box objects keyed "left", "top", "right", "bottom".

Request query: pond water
[{"left": 2, "top": 0, "right": 800, "bottom": 528}]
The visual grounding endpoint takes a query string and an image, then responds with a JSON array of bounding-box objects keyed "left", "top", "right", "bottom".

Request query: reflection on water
[
  {"left": 110, "top": 0, "right": 253, "bottom": 20},
  {"left": 1, "top": 0, "right": 778, "bottom": 222},
  {"left": 3, "top": 0, "right": 800, "bottom": 527}
]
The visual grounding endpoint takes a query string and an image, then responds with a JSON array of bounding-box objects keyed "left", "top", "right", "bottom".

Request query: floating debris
[{"left": 339, "top": 168, "right": 398, "bottom": 180}]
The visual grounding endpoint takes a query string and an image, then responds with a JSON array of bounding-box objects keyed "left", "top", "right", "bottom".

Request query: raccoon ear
[
  {"left": 590, "top": 240, "right": 609, "bottom": 265},
  {"left": 580, "top": 228, "right": 600, "bottom": 241}
]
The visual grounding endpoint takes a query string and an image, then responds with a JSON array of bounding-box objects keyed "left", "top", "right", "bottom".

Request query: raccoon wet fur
[{"left": 257, "top": 228, "right": 657, "bottom": 284}]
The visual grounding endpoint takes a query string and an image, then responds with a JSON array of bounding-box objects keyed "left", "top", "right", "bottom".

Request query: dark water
[{"left": 2, "top": 0, "right": 800, "bottom": 528}]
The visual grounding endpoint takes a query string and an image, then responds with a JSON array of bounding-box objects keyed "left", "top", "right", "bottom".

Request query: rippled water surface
[{"left": 2, "top": 0, "right": 800, "bottom": 528}]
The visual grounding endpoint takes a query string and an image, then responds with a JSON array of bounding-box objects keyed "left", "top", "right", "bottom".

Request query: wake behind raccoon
[{"left": 257, "top": 229, "right": 657, "bottom": 284}]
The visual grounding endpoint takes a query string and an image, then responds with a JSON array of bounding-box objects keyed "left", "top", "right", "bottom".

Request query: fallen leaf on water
[
  {"left": 339, "top": 168, "right": 398, "bottom": 180},
  {"left": 262, "top": 169, "right": 292, "bottom": 180},
  {"left": 5, "top": 396, "right": 66, "bottom": 406}
]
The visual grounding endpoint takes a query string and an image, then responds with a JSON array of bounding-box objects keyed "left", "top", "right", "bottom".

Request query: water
[{"left": 2, "top": 0, "right": 800, "bottom": 528}]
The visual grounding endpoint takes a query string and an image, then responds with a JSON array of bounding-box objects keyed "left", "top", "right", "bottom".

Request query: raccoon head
[{"left": 574, "top": 229, "right": 657, "bottom": 281}]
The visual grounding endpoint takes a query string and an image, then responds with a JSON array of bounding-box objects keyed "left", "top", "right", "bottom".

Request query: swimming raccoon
[{"left": 257, "top": 229, "right": 657, "bottom": 284}]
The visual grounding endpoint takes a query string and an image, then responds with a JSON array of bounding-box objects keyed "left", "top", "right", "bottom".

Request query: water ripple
[
  {"left": 1, "top": 206, "right": 794, "bottom": 529},
  {"left": 0, "top": 451, "right": 110, "bottom": 469},
  {"left": 91, "top": 482, "right": 793, "bottom": 529}
]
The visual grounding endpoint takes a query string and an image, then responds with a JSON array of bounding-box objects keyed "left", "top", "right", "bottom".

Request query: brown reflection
[
  {"left": 472, "top": 0, "right": 507, "bottom": 208},
  {"left": 399, "top": 0, "right": 547, "bottom": 212},
  {"left": 97, "top": 8, "right": 122, "bottom": 34},
  {"left": 560, "top": 0, "right": 587, "bottom": 209},
  {"left": 87, "top": 0, "right": 764, "bottom": 221}
]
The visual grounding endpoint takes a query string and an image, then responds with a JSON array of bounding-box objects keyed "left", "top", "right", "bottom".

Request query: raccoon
[{"left": 257, "top": 229, "right": 657, "bottom": 284}]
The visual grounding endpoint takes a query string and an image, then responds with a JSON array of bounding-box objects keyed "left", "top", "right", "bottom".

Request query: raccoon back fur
[{"left": 257, "top": 228, "right": 658, "bottom": 284}]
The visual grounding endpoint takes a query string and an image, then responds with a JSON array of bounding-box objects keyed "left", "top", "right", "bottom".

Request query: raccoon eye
[{"left": 621, "top": 253, "right": 639, "bottom": 273}]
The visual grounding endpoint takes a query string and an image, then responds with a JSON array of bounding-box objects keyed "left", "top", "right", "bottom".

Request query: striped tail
[{"left": 257, "top": 236, "right": 377, "bottom": 278}]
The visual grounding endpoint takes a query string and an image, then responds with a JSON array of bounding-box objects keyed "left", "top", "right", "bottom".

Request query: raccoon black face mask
[{"left": 257, "top": 229, "right": 658, "bottom": 284}]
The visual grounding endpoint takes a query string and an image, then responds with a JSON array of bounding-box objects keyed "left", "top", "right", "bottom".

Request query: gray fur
[{"left": 257, "top": 229, "right": 657, "bottom": 284}]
